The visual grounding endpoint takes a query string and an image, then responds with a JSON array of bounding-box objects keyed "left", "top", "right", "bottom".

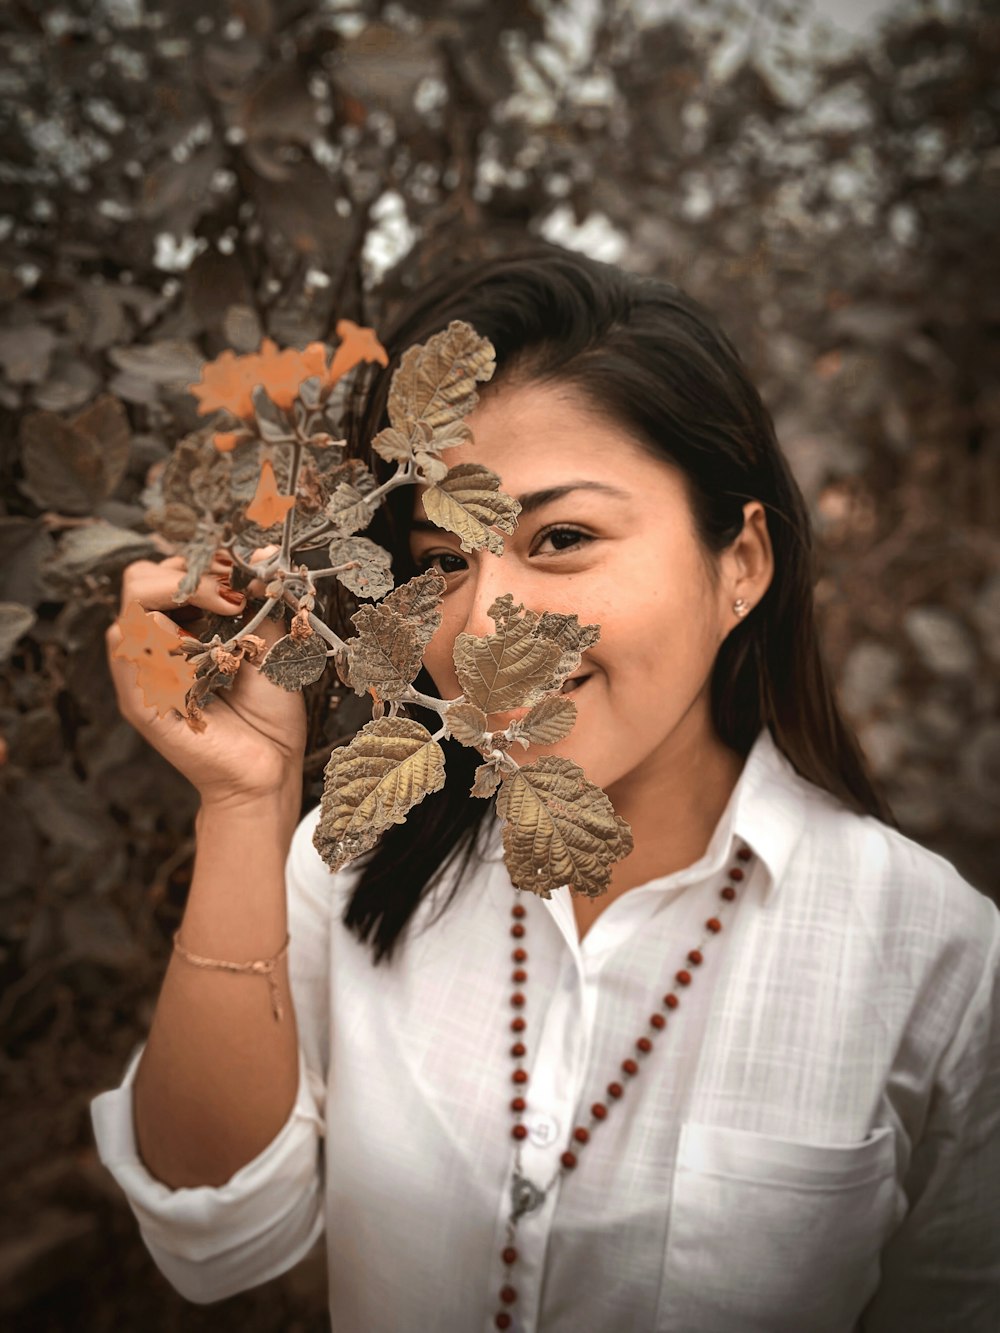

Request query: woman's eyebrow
[
  {"left": 410, "top": 480, "right": 631, "bottom": 534},
  {"left": 514, "top": 481, "right": 631, "bottom": 515}
]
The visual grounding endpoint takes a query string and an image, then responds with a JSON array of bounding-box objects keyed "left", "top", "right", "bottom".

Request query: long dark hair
[{"left": 336, "top": 244, "right": 897, "bottom": 965}]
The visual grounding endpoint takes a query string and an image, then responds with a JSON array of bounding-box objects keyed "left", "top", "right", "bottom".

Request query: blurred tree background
[{"left": 1, "top": 0, "right": 998, "bottom": 1326}]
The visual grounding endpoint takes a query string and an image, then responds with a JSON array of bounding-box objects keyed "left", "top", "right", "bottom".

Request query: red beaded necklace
[{"left": 492, "top": 843, "right": 755, "bottom": 1330}]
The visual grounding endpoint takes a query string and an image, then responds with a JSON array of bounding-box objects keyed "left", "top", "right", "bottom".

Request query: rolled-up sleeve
[
  {"left": 89, "top": 806, "right": 334, "bottom": 1303},
  {"left": 860, "top": 888, "right": 1000, "bottom": 1332}
]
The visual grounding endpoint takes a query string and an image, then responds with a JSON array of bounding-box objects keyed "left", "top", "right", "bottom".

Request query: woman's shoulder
[{"left": 785, "top": 775, "right": 998, "bottom": 967}]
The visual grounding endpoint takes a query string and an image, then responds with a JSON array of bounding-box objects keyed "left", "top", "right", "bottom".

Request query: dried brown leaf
[
  {"left": 495, "top": 757, "right": 633, "bottom": 899},
  {"left": 325, "top": 459, "right": 378, "bottom": 535},
  {"left": 453, "top": 595, "right": 562, "bottom": 715},
  {"left": 387, "top": 320, "right": 495, "bottom": 437},
  {"left": 0, "top": 603, "right": 37, "bottom": 665},
  {"left": 471, "top": 763, "right": 502, "bottom": 800},
  {"left": 71, "top": 394, "right": 131, "bottom": 497},
  {"left": 371, "top": 424, "right": 417, "bottom": 463},
  {"left": 422, "top": 462, "right": 521, "bottom": 555},
  {"left": 518, "top": 694, "right": 578, "bottom": 745},
  {"left": 382, "top": 570, "right": 445, "bottom": 652},
  {"left": 347, "top": 603, "right": 423, "bottom": 700},
  {"left": 259, "top": 629, "right": 329, "bottom": 690},
  {"left": 445, "top": 701, "right": 489, "bottom": 747},
  {"left": 19, "top": 411, "right": 106, "bottom": 514},
  {"left": 327, "top": 535, "right": 394, "bottom": 601},
  {"left": 313, "top": 717, "right": 446, "bottom": 870},
  {"left": 535, "top": 612, "right": 602, "bottom": 690}
]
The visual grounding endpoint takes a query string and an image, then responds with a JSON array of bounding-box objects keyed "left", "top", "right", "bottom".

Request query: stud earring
[{"left": 733, "top": 598, "right": 751, "bottom": 617}]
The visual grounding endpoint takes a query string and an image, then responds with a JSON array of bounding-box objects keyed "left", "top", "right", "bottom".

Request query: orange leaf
[
  {"left": 189, "top": 348, "right": 262, "bottom": 420},
  {"left": 246, "top": 458, "right": 296, "bottom": 528},
  {"left": 255, "top": 340, "right": 331, "bottom": 410},
  {"left": 328, "top": 318, "right": 389, "bottom": 385},
  {"left": 112, "top": 600, "right": 199, "bottom": 718},
  {"left": 213, "top": 430, "right": 243, "bottom": 452}
]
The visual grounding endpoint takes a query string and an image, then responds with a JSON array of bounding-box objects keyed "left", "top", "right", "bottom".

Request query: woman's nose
[{"left": 460, "top": 554, "right": 529, "bottom": 640}]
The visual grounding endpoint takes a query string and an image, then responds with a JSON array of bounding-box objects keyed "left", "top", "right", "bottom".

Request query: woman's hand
[{"left": 105, "top": 546, "right": 308, "bottom": 810}]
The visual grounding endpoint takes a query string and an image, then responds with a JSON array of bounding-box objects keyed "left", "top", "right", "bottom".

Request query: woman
[{"left": 92, "top": 248, "right": 999, "bottom": 1332}]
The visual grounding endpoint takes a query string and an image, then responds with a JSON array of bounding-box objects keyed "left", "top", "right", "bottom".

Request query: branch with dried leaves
[{"left": 112, "top": 318, "right": 632, "bottom": 897}]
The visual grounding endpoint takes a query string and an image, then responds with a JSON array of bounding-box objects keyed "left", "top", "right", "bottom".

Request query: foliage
[{"left": 110, "top": 318, "right": 631, "bottom": 897}]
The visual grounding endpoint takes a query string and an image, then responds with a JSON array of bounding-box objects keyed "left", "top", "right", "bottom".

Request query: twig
[
  {"left": 279, "top": 441, "right": 305, "bottom": 566},
  {"left": 400, "top": 684, "right": 463, "bottom": 717}
]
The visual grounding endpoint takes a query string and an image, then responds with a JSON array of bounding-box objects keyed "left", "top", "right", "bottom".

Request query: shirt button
[{"left": 528, "top": 1113, "right": 559, "bottom": 1147}]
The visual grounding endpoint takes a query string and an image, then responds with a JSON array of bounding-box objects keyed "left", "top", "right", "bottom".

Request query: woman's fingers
[{"left": 118, "top": 557, "right": 246, "bottom": 620}]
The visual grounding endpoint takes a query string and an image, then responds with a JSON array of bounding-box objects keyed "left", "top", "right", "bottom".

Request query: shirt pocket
[{"left": 655, "top": 1121, "right": 899, "bottom": 1333}]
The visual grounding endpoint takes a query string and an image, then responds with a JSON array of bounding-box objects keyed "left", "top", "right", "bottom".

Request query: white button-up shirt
[{"left": 90, "top": 727, "right": 1000, "bottom": 1332}]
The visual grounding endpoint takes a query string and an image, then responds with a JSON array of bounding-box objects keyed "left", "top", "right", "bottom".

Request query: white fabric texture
[{"left": 90, "top": 726, "right": 1000, "bottom": 1332}]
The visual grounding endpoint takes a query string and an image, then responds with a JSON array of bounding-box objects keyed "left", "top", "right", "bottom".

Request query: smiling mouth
[{"left": 559, "top": 674, "right": 591, "bottom": 695}]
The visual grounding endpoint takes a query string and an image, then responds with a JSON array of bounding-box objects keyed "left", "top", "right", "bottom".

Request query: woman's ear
[{"left": 721, "top": 501, "right": 774, "bottom": 633}]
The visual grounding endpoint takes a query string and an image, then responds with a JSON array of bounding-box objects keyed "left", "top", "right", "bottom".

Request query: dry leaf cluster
[{"left": 113, "top": 319, "right": 632, "bottom": 898}]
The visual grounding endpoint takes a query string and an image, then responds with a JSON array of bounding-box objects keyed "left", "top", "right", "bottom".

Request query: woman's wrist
[{"left": 196, "top": 779, "right": 303, "bottom": 838}]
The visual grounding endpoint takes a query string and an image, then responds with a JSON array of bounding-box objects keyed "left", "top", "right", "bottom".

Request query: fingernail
[
  {"left": 220, "top": 588, "right": 246, "bottom": 606},
  {"left": 216, "top": 552, "right": 234, "bottom": 566}
]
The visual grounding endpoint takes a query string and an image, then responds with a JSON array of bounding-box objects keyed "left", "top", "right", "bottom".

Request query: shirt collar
[
  {"left": 729, "top": 726, "right": 808, "bottom": 905},
  {"left": 481, "top": 726, "right": 809, "bottom": 903}
]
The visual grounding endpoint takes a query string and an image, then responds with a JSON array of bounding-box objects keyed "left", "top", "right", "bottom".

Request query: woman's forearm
[{"left": 132, "top": 783, "right": 303, "bottom": 1189}]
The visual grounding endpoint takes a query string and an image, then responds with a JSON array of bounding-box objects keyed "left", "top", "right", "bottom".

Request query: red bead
[
  {"left": 706, "top": 917, "right": 722, "bottom": 933},
  {"left": 511, "top": 1017, "right": 526, "bottom": 1032},
  {"left": 511, "top": 992, "right": 525, "bottom": 1007},
  {"left": 512, "top": 904, "right": 526, "bottom": 918},
  {"left": 495, "top": 1314, "right": 512, "bottom": 1329},
  {"left": 607, "top": 1081, "right": 624, "bottom": 1099},
  {"left": 636, "top": 1036, "right": 652, "bottom": 1053},
  {"left": 650, "top": 1013, "right": 666, "bottom": 1029},
  {"left": 676, "top": 969, "right": 692, "bottom": 986},
  {"left": 510, "top": 1042, "right": 526, "bottom": 1057},
  {"left": 573, "top": 1126, "right": 590, "bottom": 1144},
  {"left": 561, "top": 1150, "right": 577, "bottom": 1169},
  {"left": 512, "top": 1124, "right": 528, "bottom": 1140},
  {"left": 502, "top": 1246, "right": 518, "bottom": 1265},
  {"left": 512, "top": 948, "right": 527, "bottom": 962},
  {"left": 510, "top": 1096, "right": 526, "bottom": 1112},
  {"left": 512, "top": 1068, "right": 528, "bottom": 1084},
  {"left": 729, "top": 867, "right": 744, "bottom": 881},
  {"left": 721, "top": 886, "right": 736, "bottom": 901},
  {"left": 512, "top": 969, "right": 527, "bottom": 983},
  {"left": 500, "top": 1285, "right": 517, "bottom": 1304},
  {"left": 738, "top": 847, "right": 752, "bottom": 860},
  {"left": 664, "top": 993, "right": 679, "bottom": 1009},
  {"left": 591, "top": 1102, "right": 607, "bottom": 1119},
  {"left": 688, "top": 949, "right": 703, "bottom": 965},
  {"left": 511, "top": 923, "right": 525, "bottom": 938},
  {"left": 622, "top": 1058, "right": 639, "bottom": 1076}
]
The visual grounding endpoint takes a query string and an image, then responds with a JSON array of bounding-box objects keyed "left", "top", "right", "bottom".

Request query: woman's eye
[
  {"left": 534, "top": 526, "right": 592, "bottom": 554},
  {"left": 416, "top": 550, "right": 467, "bottom": 575}
]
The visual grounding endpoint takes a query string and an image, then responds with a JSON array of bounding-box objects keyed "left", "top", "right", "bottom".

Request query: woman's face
[{"left": 408, "top": 379, "right": 769, "bottom": 799}]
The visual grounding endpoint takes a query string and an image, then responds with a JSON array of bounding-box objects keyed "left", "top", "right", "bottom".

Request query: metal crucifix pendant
[{"left": 510, "top": 1170, "right": 547, "bottom": 1222}]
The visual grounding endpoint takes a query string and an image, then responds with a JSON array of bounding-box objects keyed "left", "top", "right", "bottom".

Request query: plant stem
[
  {"left": 279, "top": 441, "right": 304, "bottom": 566},
  {"left": 305, "top": 611, "right": 347, "bottom": 653},
  {"left": 308, "top": 561, "right": 358, "bottom": 581},
  {"left": 400, "top": 684, "right": 463, "bottom": 717},
  {"left": 365, "top": 460, "right": 414, "bottom": 506}
]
